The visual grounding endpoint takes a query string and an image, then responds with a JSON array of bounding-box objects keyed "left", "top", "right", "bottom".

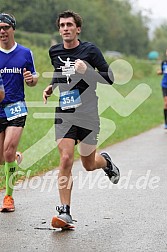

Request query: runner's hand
[
  {"left": 43, "top": 85, "right": 53, "bottom": 104},
  {"left": 23, "top": 68, "right": 34, "bottom": 84},
  {"left": 157, "top": 69, "right": 162, "bottom": 75},
  {"left": 75, "top": 59, "right": 87, "bottom": 74}
]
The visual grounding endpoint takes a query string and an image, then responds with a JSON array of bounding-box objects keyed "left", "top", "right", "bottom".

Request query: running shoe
[
  {"left": 51, "top": 205, "right": 74, "bottom": 229},
  {"left": 15, "top": 151, "right": 23, "bottom": 165},
  {"left": 101, "top": 152, "right": 120, "bottom": 184},
  {"left": 0, "top": 195, "right": 15, "bottom": 212}
]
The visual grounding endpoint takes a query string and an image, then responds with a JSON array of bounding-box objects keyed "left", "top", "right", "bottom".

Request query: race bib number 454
[{"left": 4, "top": 101, "right": 28, "bottom": 121}]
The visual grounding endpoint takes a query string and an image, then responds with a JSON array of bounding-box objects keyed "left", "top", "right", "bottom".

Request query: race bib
[
  {"left": 60, "top": 89, "right": 82, "bottom": 110},
  {"left": 163, "top": 65, "right": 167, "bottom": 74},
  {"left": 4, "top": 101, "right": 28, "bottom": 121}
]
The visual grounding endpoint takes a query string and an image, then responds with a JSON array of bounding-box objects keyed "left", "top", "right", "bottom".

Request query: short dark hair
[{"left": 56, "top": 10, "right": 82, "bottom": 29}]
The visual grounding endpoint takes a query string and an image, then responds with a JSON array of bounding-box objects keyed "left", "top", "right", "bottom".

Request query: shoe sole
[
  {"left": 0, "top": 207, "right": 15, "bottom": 212},
  {"left": 52, "top": 216, "right": 75, "bottom": 229},
  {"left": 110, "top": 175, "right": 120, "bottom": 184}
]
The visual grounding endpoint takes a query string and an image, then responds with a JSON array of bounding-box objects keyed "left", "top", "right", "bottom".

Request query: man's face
[
  {"left": 59, "top": 17, "right": 81, "bottom": 43},
  {"left": 0, "top": 22, "right": 14, "bottom": 44}
]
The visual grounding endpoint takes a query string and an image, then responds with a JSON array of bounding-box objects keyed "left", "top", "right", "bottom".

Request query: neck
[
  {"left": 0, "top": 40, "right": 15, "bottom": 50},
  {"left": 63, "top": 39, "right": 80, "bottom": 49}
]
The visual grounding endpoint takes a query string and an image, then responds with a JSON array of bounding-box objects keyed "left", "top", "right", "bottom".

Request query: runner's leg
[
  {"left": 57, "top": 138, "right": 75, "bottom": 206},
  {"left": 3, "top": 126, "right": 23, "bottom": 196},
  {"left": 79, "top": 143, "right": 107, "bottom": 171}
]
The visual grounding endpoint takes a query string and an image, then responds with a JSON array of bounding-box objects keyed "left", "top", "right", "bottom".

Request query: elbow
[
  {"left": 109, "top": 71, "right": 114, "bottom": 84},
  {"left": 107, "top": 67, "right": 114, "bottom": 84}
]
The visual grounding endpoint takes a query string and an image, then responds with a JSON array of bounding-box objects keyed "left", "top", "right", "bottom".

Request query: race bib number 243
[{"left": 4, "top": 101, "right": 28, "bottom": 121}]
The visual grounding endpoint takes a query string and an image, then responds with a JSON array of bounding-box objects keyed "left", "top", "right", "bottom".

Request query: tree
[
  {"left": 151, "top": 22, "right": 167, "bottom": 58},
  {"left": 1, "top": 0, "right": 150, "bottom": 57}
]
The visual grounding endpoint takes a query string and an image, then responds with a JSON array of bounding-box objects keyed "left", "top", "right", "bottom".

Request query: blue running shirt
[{"left": 0, "top": 43, "right": 37, "bottom": 117}]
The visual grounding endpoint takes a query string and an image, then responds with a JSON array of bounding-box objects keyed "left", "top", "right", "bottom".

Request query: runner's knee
[
  {"left": 4, "top": 145, "right": 16, "bottom": 162},
  {"left": 60, "top": 153, "right": 73, "bottom": 168}
]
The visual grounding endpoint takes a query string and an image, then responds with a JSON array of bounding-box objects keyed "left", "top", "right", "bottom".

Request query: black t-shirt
[{"left": 49, "top": 40, "right": 113, "bottom": 120}]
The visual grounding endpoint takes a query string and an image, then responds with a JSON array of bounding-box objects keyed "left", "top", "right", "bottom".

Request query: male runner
[
  {"left": 43, "top": 10, "right": 120, "bottom": 229},
  {"left": 0, "top": 13, "right": 38, "bottom": 212}
]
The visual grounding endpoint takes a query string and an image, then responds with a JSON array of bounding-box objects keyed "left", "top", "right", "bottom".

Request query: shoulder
[
  {"left": 16, "top": 44, "right": 34, "bottom": 61},
  {"left": 49, "top": 43, "right": 63, "bottom": 54},
  {"left": 17, "top": 43, "right": 31, "bottom": 53},
  {"left": 80, "top": 41, "right": 100, "bottom": 52},
  {"left": 79, "top": 41, "right": 103, "bottom": 60},
  {"left": 79, "top": 41, "right": 106, "bottom": 68},
  {"left": 16, "top": 44, "right": 34, "bottom": 59}
]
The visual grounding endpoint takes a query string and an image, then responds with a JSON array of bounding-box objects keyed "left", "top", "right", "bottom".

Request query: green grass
[
  {"left": 100, "top": 73, "right": 163, "bottom": 145},
  {"left": 0, "top": 46, "right": 164, "bottom": 189}
]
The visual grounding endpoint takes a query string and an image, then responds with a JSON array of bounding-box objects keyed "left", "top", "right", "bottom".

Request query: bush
[{"left": 15, "top": 30, "right": 54, "bottom": 48}]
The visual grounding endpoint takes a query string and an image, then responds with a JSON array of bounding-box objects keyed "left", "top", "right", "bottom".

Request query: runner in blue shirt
[
  {"left": 157, "top": 49, "right": 167, "bottom": 129},
  {"left": 43, "top": 10, "right": 120, "bottom": 229},
  {"left": 0, "top": 13, "right": 38, "bottom": 212}
]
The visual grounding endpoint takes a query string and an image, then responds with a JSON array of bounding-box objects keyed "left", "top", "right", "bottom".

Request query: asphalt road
[{"left": 0, "top": 125, "right": 167, "bottom": 252}]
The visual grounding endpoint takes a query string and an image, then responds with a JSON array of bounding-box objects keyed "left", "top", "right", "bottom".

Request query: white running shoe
[{"left": 101, "top": 152, "right": 120, "bottom": 184}]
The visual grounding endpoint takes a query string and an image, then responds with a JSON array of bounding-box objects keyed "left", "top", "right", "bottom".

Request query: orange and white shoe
[
  {"left": 51, "top": 205, "right": 75, "bottom": 230},
  {"left": 0, "top": 195, "right": 15, "bottom": 212},
  {"left": 15, "top": 151, "right": 23, "bottom": 165}
]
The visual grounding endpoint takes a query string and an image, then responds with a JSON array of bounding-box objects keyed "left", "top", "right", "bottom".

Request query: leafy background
[
  {"left": 1, "top": 0, "right": 167, "bottom": 57},
  {"left": 0, "top": 0, "right": 165, "bottom": 189}
]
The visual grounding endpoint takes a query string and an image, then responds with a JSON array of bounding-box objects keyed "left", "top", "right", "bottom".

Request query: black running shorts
[
  {"left": 0, "top": 116, "right": 27, "bottom": 133},
  {"left": 55, "top": 108, "right": 100, "bottom": 145},
  {"left": 162, "top": 87, "right": 167, "bottom": 97},
  {"left": 55, "top": 124, "right": 99, "bottom": 145}
]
